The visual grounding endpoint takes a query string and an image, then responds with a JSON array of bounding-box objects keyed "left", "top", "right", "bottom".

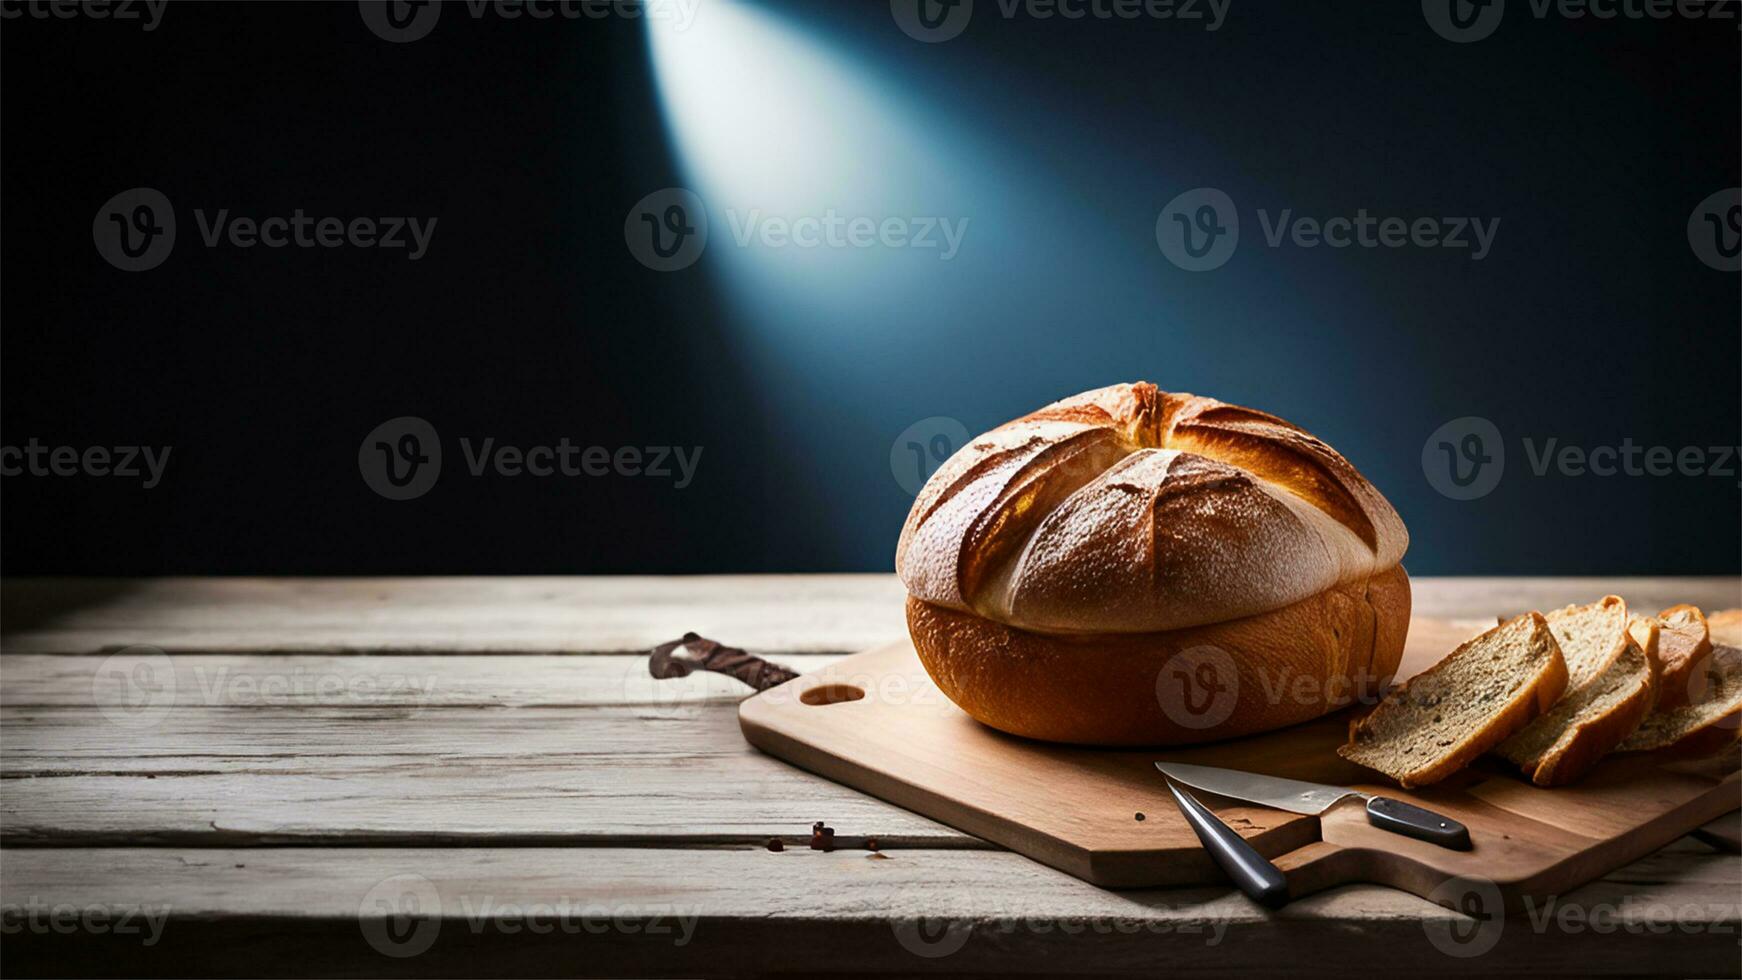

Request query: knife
[
  {"left": 1154, "top": 762, "right": 1472, "bottom": 850},
  {"left": 1161, "top": 779, "right": 1291, "bottom": 908}
]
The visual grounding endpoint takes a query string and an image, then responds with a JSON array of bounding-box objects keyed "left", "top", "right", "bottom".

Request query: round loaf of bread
[{"left": 896, "top": 382, "right": 1411, "bottom": 745}]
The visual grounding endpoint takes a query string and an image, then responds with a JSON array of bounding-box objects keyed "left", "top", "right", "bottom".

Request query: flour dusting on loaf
[{"left": 896, "top": 382, "right": 1408, "bottom": 634}]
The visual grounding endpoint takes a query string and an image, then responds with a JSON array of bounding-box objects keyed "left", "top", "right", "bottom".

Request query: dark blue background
[{"left": 2, "top": 0, "right": 1737, "bottom": 574}]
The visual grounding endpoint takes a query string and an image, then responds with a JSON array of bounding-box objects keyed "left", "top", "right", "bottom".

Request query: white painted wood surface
[{"left": 1, "top": 576, "right": 1738, "bottom": 977}]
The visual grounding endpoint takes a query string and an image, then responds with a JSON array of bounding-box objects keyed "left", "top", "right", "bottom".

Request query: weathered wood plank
[
  {"left": 1404, "top": 577, "right": 1741, "bottom": 621},
  {"left": 0, "top": 653, "right": 841, "bottom": 708},
  {"left": 2, "top": 846, "right": 1737, "bottom": 978},
  {"left": 0, "top": 702, "right": 975, "bottom": 846},
  {"left": 0, "top": 576, "right": 911, "bottom": 655},
  {"left": 4, "top": 577, "right": 1736, "bottom": 655}
]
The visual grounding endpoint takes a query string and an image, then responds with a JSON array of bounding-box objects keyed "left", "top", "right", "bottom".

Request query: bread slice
[
  {"left": 1619, "top": 646, "right": 1742, "bottom": 758},
  {"left": 1492, "top": 597, "right": 1643, "bottom": 785},
  {"left": 1340, "top": 612, "right": 1568, "bottom": 788},
  {"left": 1651, "top": 605, "right": 1714, "bottom": 708},
  {"left": 1494, "top": 622, "right": 1659, "bottom": 786},
  {"left": 1545, "top": 596, "right": 1632, "bottom": 689}
]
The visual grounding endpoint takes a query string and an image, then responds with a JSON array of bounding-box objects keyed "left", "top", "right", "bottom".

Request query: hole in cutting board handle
[{"left": 800, "top": 684, "right": 866, "bottom": 706}]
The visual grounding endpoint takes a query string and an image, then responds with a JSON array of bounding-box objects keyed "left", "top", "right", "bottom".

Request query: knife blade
[{"left": 1154, "top": 762, "right": 1472, "bottom": 850}]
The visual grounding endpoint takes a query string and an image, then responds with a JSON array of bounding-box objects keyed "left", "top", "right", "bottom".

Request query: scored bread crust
[
  {"left": 906, "top": 564, "right": 1411, "bottom": 746},
  {"left": 896, "top": 383, "right": 1408, "bottom": 634}
]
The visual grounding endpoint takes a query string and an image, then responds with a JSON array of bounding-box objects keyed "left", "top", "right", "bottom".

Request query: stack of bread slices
[{"left": 1339, "top": 598, "right": 1741, "bottom": 788}]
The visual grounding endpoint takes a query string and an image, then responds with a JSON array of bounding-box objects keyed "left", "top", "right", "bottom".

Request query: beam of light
[
  {"left": 646, "top": 2, "right": 981, "bottom": 307},
  {"left": 642, "top": 2, "right": 1186, "bottom": 565},
  {"left": 643, "top": 3, "right": 1374, "bottom": 568}
]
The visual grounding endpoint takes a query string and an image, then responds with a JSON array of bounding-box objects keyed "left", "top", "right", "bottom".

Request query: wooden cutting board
[{"left": 739, "top": 613, "right": 1741, "bottom": 909}]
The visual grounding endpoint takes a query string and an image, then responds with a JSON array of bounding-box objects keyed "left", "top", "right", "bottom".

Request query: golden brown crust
[
  {"left": 1653, "top": 604, "right": 1714, "bottom": 709},
  {"left": 905, "top": 565, "right": 1411, "bottom": 746},
  {"left": 1620, "top": 645, "right": 1742, "bottom": 758},
  {"left": 896, "top": 383, "right": 1409, "bottom": 634},
  {"left": 1638, "top": 718, "right": 1741, "bottom": 759}
]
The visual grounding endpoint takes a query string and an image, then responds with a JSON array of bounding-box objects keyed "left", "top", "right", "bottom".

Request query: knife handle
[
  {"left": 1365, "top": 796, "right": 1472, "bottom": 850},
  {"left": 1164, "top": 781, "right": 1289, "bottom": 908}
]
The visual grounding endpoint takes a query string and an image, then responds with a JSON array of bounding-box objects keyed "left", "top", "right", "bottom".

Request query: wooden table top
[{"left": 2, "top": 575, "right": 1738, "bottom": 977}]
